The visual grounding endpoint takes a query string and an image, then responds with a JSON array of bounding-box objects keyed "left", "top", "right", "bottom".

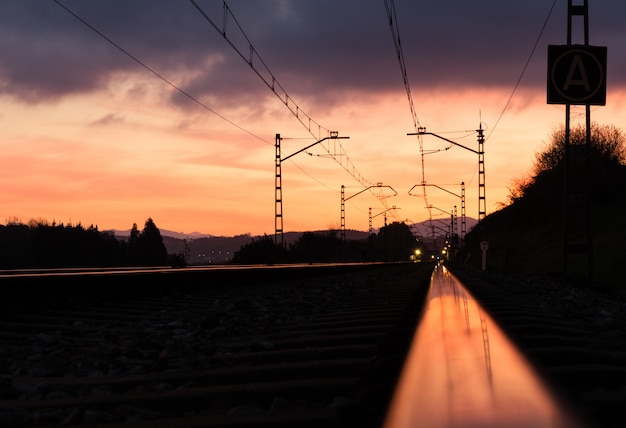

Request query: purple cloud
[{"left": 0, "top": 0, "right": 623, "bottom": 108}]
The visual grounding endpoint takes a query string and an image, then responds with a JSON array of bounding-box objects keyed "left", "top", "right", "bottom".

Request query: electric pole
[{"left": 274, "top": 132, "right": 349, "bottom": 248}]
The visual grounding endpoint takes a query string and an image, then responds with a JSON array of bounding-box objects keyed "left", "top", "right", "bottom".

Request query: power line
[
  {"left": 383, "top": 0, "right": 430, "bottom": 219},
  {"left": 54, "top": 0, "right": 385, "bottom": 223},
  {"left": 487, "top": 0, "right": 558, "bottom": 141},
  {"left": 52, "top": 0, "right": 272, "bottom": 147},
  {"left": 56, "top": 0, "right": 394, "bottom": 223},
  {"left": 383, "top": 0, "right": 421, "bottom": 131},
  {"left": 189, "top": 0, "right": 391, "bottom": 207},
  {"left": 55, "top": 0, "right": 351, "bottom": 213},
  {"left": 188, "top": 0, "right": 328, "bottom": 139}
]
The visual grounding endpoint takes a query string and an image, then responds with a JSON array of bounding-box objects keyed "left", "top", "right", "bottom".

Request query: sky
[{"left": 1, "top": 0, "right": 625, "bottom": 237}]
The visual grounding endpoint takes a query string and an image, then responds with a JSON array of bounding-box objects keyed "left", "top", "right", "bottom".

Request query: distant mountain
[
  {"left": 409, "top": 217, "right": 479, "bottom": 243},
  {"left": 109, "top": 229, "right": 213, "bottom": 240},
  {"left": 157, "top": 230, "right": 371, "bottom": 264},
  {"left": 111, "top": 223, "right": 475, "bottom": 265},
  {"left": 160, "top": 230, "right": 213, "bottom": 240}
]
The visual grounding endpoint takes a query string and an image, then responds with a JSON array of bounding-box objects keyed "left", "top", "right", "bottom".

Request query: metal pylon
[
  {"left": 340, "top": 185, "right": 346, "bottom": 242},
  {"left": 461, "top": 182, "right": 466, "bottom": 243},
  {"left": 477, "top": 125, "right": 486, "bottom": 222},
  {"left": 275, "top": 134, "right": 284, "bottom": 247}
]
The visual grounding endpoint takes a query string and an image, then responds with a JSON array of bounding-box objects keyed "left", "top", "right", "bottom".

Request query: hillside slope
[{"left": 456, "top": 161, "right": 626, "bottom": 291}]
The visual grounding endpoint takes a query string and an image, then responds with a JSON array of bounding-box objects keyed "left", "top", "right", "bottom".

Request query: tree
[
  {"left": 509, "top": 123, "right": 626, "bottom": 203},
  {"left": 461, "top": 123, "right": 626, "bottom": 277},
  {"left": 0, "top": 220, "right": 126, "bottom": 268},
  {"left": 127, "top": 218, "right": 168, "bottom": 266},
  {"left": 140, "top": 218, "right": 168, "bottom": 266},
  {"left": 374, "top": 222, "right": 418, "bottom": 261},
  {"left": 127, "top": 223, "right": 141, "bottom": 264},
  {"left": 232, "top": 235, "right": 283, "bottom": 264},
  {"left": 289, "top": 231, "right": 340, "bottom": 263},
  {"left": 535, "top": 123, "right": 625, "bottom": 174}
]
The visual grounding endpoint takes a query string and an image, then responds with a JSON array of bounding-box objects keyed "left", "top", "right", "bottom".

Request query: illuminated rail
[
  {"left": 384, "top": 264, "right": 583, "bottom": 428},
  {"left": 0, "top": 262, "right": 389, "bottom": 279}
]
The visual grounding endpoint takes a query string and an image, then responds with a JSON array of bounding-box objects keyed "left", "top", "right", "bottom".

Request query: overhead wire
[
  {"left": 52, "top": 0, "right": 346, "bottom": 205},
  {"left": 383, "top": 0, "right": 430, "bottom": 220},
  {"left": 486, "top": 0, "right": 558, "bottom": 142},
  {"left": 188, "top": 0, "right": 328, "bottom": 139},
  {"left": 385, "top": 0, "right": 558, "bottom": 223},
  {"left": 383, "top": 0, "right": 421, "bottom": 131},
  {"left": 189, "top": 0, "right": 396, "bottom": 213},
  {"left": 52, "top": 0, "right": 272, "bottom": 147}
]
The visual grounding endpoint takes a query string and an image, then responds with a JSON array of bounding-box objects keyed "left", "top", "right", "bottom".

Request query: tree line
[
  {"left": 232, "top": 221, "right": 423, "bottom": 264},
  {"left": 0, "top": 218, "right": 170, "bottom": 269},
  {"left": 458, "top": 123, "right": 626, "bottom": 285}
]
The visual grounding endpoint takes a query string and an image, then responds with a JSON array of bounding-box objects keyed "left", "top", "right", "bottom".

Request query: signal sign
[{"left": 547, "top": 45, "right": 607, "bottom": 105}]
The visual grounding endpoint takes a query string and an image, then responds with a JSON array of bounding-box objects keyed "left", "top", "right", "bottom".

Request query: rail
[{"left": 384, "top": 264, "right": 583, "bottom": 427}]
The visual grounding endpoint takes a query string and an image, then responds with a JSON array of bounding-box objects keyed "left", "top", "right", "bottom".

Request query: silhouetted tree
[
  {"left": 0, "top": 223, "right": 31, "bottom": 267},
  {"left": 128, "top": 218, "right": 168, "bottom": 266},
  {"left": 374, "top": 222, "right": 419, "bottom": 261},
  {"left": 460, "top": 124, "right": 626, "bottom": 277},
  {"left": 232, "top": 235, "right": 284, "bottom": 264},
  {"left": 509, "top": 123, "right": 626, "bottom": 204},
  {"left": 0, "top": 220, "right": 125, "bottom": 268},
  {"left": 289, "top": 231, "right": 341, "bottom": 263}
]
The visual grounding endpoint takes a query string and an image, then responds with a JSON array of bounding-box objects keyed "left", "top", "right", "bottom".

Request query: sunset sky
[{"left": 1, "top": 0, "right": 625, "bottom": 237}]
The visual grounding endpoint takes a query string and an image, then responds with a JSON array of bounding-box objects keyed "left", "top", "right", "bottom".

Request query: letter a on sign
[
  {"left": 564, "top": 55, "right": 591, "bottom": 91},
  {"left": 547, "top": 45, "right": 607, "bottom": 105}
]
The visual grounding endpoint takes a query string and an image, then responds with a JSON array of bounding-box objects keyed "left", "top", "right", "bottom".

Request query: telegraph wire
[
  {"left": 53, "top": 0, "right": 344, "bottom": 206},
  {"left": 188, "top": 0, "right": 328, "bottom": 139},
  {"left": 383, "top": 0, "right": 421, "bottom": 130},
  {"left": 52, "top": 0, "right": 272, "bottom": 147},
  {"left": 53, "top": 0, "right": 368, "bottom": 216},
  {"left": 383, "top": 0, "right": 430, "bottom": 219},
  {"left": 189, "top": 0, "right": 394, "bottom": 212},
  {"left": 486, "top": 0, "right": 558, "bottom": 142}
]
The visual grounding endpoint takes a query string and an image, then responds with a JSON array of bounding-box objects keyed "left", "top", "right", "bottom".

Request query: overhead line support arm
[
  {"left": 408, "top": 129, "right": 479, "bottom": 155},
  {"left": 281, "top": 133, "right": 348, "bottom": 162}
]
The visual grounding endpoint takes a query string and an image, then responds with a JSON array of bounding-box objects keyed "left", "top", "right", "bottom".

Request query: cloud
[
  {"left": 0, "top": 0, "right": 624, "bottom": 111},
  {"left": 89, "top": 113, "right": 126, "bottom": 127}
]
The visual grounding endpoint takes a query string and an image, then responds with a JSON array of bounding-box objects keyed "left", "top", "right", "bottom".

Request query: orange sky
[{"left": 0, "top": 1, "right": 624, "bottom": 236}]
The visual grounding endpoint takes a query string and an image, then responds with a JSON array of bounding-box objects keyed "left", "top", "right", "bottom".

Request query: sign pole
[{"left": 548, "top": 0, "right": 605, "bottom": 284}]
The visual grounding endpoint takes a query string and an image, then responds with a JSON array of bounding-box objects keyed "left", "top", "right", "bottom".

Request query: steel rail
[{"left": 385, "top": 264, "right": 584, "bottom": 428}]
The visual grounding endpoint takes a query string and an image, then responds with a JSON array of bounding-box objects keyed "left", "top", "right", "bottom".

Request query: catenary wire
[
  {"left": 54, "top": 0, "right": 384, "bottom": 227},
  {"left": 189, "top": 0, "right": 396, "bottom": 216},
  {"left": 52, "top": 0, "right": 346, "bottom": 203},
  {"left": 52, "top": 0, "right": 272, "bottom": 147},
  {"left": 383, "top": 0, "right": 430, "bottom": 220},
  {"left": 486, "top": 0, "right": 558, "bottom": 142}
]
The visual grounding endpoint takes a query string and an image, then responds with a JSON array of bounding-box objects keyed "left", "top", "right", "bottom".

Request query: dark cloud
[{"left": 0, "top": 0, "right": 623, "bottom": 107}]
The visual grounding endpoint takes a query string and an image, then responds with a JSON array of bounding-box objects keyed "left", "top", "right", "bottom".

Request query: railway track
[
  {"left": 2, "top": 262, "right": 624, "bottom": 427},
  {"left": 450, "top": 267, "right": 626, "bottom": 428},
  {"left": 0, "top": 263, "right": 433, "bottom": 427}
]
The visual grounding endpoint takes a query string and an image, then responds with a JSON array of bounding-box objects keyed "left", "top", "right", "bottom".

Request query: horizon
[
  {"left": 2, "top": 217, "right": 477, "bottom": 242},
  {"left": 1, "top": 1, "right": 624, "bottom": 236}
]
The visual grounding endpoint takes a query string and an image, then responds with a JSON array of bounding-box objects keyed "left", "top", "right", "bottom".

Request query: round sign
[{"left": 550, "top": 48, "right": 605, "bottom": 103}]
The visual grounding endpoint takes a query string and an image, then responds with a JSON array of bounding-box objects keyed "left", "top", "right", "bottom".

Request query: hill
[
  {"left": 115, "top": 230, "right": 371, "bottom": 264},
  {"left": 456, "top": 159, "right": 626, "bottom": 292},
  {"left": 114, "top": 221, "right": 480, "bottom": 265}
]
